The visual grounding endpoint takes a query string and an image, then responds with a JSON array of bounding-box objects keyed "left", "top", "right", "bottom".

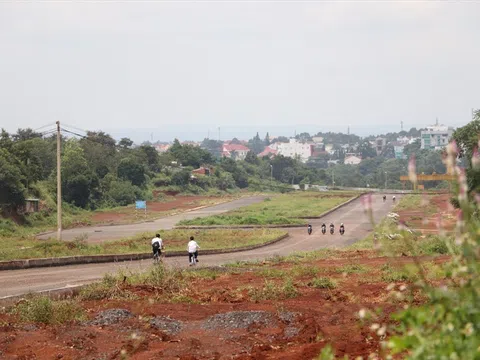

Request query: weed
[
  {"left": 335, "top": 264, "right": 367, "bottom": 274},
  {"left": 248, "top": 278, "right": 298, "bottom": 302},
  {"left": 381, "top": 264, "right": 419, "bottom": 282},
  {"left": 13, "top": 296, "right": 85, "bottom": 324},
  {"left": 292, "top": 264, "right": 320, "bottom": 278},
  {"left": 308, "top": 277, "right": 337, "bottom": 289},
  {"left": 259, "top": 268, "right": 287, "bottom": 279}
]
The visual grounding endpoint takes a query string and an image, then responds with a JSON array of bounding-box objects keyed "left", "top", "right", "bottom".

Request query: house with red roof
[
  {"left": 258, "top": 146, "right": 278, "bottom": 158},
  {"left": 222, "top": 143, "right": 250, "bottom": 161}
]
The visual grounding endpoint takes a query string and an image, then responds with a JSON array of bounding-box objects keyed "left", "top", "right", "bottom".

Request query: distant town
[{"left": 143, "top": 120, "right": 454, "bottom": 166}]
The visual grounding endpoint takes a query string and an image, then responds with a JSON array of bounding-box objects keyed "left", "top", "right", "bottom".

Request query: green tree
[
  {"left": 12, "top": 128, "right": 42, "bottom": 142},
  {"left": 171, "top": 169, "right": 191, "bottom": 186},
  {"left": 248, "top": 132, "right": 265, "bottom": 154},
  {"left": 61, "top": 140, "right": 97, "bottom": 208},
  {"left": 105, "top": 180, "right": 138, "bottom": 206},
  {"left": 118, "top": 137, "right": 134, "bottom": 149},
  {"left": 139, "top": 145, "right": 161, "bottom": 172},
  {"left": 264, "top": 132, "right": 270, "bottom": 146},
  {"left": 0, "top": 148, "right": 26, "bottom": 210},
  {"left": 117, "top": 157, "right": 147, "bottom": 187},
  {"left": 451, "top": 112, "right": 480, "bottom": 192},
  {"left": 201, "top": 139, "right": 223, "bottom": 158},
  {"left": 245, "top": 151, "right": 259, "bottom": 165},
  {"left": 79, "top": 131, "right": 117, "bottom": 179},
  {"left": 357, "top": 140, "right": 376, "bottom": 159},
  {"left": 403, "top": 139, "right": 421, "bottom": 159}
]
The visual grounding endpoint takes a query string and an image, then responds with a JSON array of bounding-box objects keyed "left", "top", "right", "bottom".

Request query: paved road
[
  {"left": 38, "top": 196, "right": 266, "bottom": 243},
  {"left": 1, "top": 194, "right": 398, "bottom": 298}
]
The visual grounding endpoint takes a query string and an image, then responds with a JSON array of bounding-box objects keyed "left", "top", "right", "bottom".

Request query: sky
[{"left": 0, "top": 1, "right": 479, "bottom": 142}]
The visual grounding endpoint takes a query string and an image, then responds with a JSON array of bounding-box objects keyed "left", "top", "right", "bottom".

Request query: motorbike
[
  {"left": 321, "top": 226, "right": 326, "bottom": 235},
  {"left": 307, "top": 226, "right": 312, "bottom": 235},
  {"left": 339, "top": 227, "right": 345, "bottom": 235},
  {"left": 330, "top": 227, "right": 334, "bottom": 235}
]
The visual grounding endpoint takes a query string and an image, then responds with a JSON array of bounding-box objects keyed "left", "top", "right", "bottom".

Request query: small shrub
[
  {"left": 248, "top": 279, "right": 298, "bottom": 302},
  {"left": 309, "top": 277, "right": 337, "bottom": 289},
  {"left": 381, "top": 264, "right": 418, "bottom": 282},
  {"left": 335, "top": 264, "right": 367, "bottom": 274},
  {"left": 13, "top": 296, "right": 85, "bottom": 324},
  {"left": 292, "top": 265, "right": 319, "bottom": 278}
]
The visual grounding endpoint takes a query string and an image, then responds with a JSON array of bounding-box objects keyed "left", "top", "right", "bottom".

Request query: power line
[{"left": 34, "top": 122, "right": 57, "bottom": 132}]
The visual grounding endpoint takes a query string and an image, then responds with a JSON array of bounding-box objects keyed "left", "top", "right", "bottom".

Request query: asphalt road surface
[
  {"left": 38, "top": 196, "right": 266, "bottom": 243},
  {"left": 1, "top": 194, "right": 398, "bottom": 298}
]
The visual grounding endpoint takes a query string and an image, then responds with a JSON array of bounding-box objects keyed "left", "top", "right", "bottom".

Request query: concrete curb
[{"left": 0, "top": 234, "right": 289, "bottom": 271}]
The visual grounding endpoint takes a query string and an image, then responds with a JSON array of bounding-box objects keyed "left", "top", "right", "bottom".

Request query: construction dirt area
[
  {"left": 0, "top": 249, "right": 452, "bottom": 360},
  {"left": 0, "top": 194, "right": 454, "bottom": 359},
  {"left": 90, "top": 195, "right": 234, "bottom": 226},
  {"left": 397, "top": 193, "right": 457, "bottom": 234}
]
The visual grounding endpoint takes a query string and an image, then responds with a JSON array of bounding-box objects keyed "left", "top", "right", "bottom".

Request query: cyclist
[
  {"left": 392, "top": 195, "right": 396, "bottom": 202},
  {"left": 329, "top": 223, "right": 335, "bottom": 234},
  {"left": 383, "top": 195, "right": 386, "bottom": 202},
  {"left": 339, "top": 223, "right": 345, "bottom": 235},
  {"left": 151, "top": 233, "right": 164, "bottom": 262},
  {"left": 187, "top": 236, "right": 200, "bottom": 265},
  {"left": 307, "top": 224, "right": 313, "bottom": 235},
  {"left": 321, "top": 223, "right": 326, "bottom": 234}
]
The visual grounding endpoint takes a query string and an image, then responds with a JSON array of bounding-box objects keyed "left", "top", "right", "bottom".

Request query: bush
[
  {"left": 308, "top": 277, "right": 337, "bottom": 289},
  {"left": 153, "top": 173, "right": 171, "bottom": 187},
  {"left": 105, "top": 180, "right": 137, "bottom": 206},
  {"left": 13, "top": 296, "right": 85, "bottom": 324}
]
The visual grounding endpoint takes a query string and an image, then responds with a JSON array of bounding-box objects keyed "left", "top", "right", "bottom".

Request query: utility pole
[
  {"left": 401, "top": 121, "right": 403, "bottom": 131},
  {"left": 332, "top": 171, "right": 335, "bottom": 188},
  {"left": 270, "top": 164, "right": 273, "bottom": 187},
  {"left": 56, "top": 121, "right": 62, "bottom": 241}
]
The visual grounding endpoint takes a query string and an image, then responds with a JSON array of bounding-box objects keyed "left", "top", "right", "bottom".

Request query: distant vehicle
[{"left": 307, "top": 224, "right": 313, "bottom": 235}]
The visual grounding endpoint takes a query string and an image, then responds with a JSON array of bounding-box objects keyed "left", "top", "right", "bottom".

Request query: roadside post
[{"left": 135, "top": 200, "right": 147, "bottom": 220}]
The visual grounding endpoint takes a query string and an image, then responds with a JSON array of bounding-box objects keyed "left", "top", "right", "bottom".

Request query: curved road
[
  {"left": 1, "top": 194, "right": 397, "bottom": 298},
  {"left": 38, "top": 196, "right": 266, "bottom": 243}
]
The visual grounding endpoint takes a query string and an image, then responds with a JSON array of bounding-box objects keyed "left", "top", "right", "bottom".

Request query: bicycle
[
  {"left": 307, "top": 225, "right": 313, "bottom": 235},
  {"left": 189, "top": 252, "right": 197, "bottom": 266}
]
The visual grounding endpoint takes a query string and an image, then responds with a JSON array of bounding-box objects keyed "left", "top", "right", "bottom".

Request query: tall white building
[
  {"left": 276, "top": 139, "right": 313, "bottom": 163},
  {"left": 421, "top": 124, "right": 454, "bottom": 150}
]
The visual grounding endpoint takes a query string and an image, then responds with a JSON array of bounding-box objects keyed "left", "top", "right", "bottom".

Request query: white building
[
  {"left": 277, "top": 139, "right": 314, "bottom": 163},
  {"left": 421, "top": 124, "right": 454, "bottom": 150},
  {"left": 344, "top": 155, "right": 362, "bottom": 165}
]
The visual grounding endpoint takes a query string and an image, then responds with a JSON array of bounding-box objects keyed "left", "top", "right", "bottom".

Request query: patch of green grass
[
  {"left": 167, "top": 295, "right": 200, "bottom": 304},
  {"left": 308, "top": 277, "right": 337, "bottom": 289},
  {"left": 178, "top": 191, "right": 357, "bottom": 226},
  {"left": 335, "top": 264, "right": 367, "bottom": 274},
  {"left": 248, "top": 278, "right": 299, "bottom": 302},
  {"left": 258, "top": 268, "right": 288, "bottom": 279},
  {"left": 12, "top": 296, "right": 85, "bottom": 324},
  {"left": 292, "top": 264, "right": 320, "bottom": 278},
  {"left": 381, "top": 264, "right": 419, "bottom": 282},
  {"left": 0, "top": 228, "right": 286, "bottom": 261}
]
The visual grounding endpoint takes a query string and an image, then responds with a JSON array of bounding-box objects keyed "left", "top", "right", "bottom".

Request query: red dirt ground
[
  {"left": 0, "top": 252, "right": 450, "bottom": 360},
  {"left": 397, "top": 194, "right": 457, "bottom": 234},
  {"left": 91, "top": 196, "right": 228, "bottom": 225}
]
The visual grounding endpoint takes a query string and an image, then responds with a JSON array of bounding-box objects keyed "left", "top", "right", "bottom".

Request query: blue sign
[{"left": 135, "top": 201, "right": 147, "bottom": 210}]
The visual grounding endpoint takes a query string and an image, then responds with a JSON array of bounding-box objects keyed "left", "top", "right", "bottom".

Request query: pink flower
[
  {"left": 472, "top": 147, "right": 480, "bottom": 170},
  {"left": 444, "top": 141, "right": 458, "bottom": 175},
  {"left": 456, "top": 210, "right": 465, "bottom": 231},
  {"left": 456, "top": 167, "right": 468, "bottom": 203},
  {"left": 408, "top": 155, "right": 417, "bottom": 184}
]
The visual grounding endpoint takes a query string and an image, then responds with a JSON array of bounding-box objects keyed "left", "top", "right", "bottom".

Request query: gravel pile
[
  {"left": 88, "top": 309, "right": 133, "bottom": 326},
  {"left": 150, "top": 316, "right": 183, "bottom": 335},
  {"left": 278, "top": 311, "right": 299, "bottom": 324},
  {"left": 202, "top": 311, "right": 278, "bottom": 330}
]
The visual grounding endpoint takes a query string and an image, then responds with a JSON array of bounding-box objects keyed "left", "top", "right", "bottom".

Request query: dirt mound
[
  {"left": 87, "top": 308, "right": 133, "bottom": 326},
  {"left": 149, "top": 316, "right": 183, "bottom": 335},
  {"left": 202, "top": 310, "right": 278, "bottom": 330}
]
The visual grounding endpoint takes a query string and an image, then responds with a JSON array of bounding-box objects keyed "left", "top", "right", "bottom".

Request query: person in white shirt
[
  {"left": 187, "top": 236, "right": 200, "bottom": 265},
  {"left": 151, "top": 234, "right": 164, "bottom": 258}
]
